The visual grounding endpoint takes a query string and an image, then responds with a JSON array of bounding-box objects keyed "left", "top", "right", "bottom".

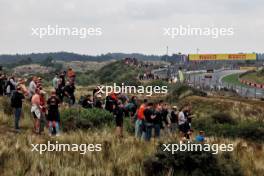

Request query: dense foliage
[
  {"left": 144, "top": 143, "right": 243, "bottom": 176},
  {"left": 61, "top": 107, "right": 114, "bottom": 131}
]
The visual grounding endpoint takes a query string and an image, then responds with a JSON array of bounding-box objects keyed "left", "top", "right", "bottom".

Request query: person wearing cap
[
  {"left": 47, "top": 90, "right": 61, "bottom": 136},
  {"left": 11, "top": 86, "right": 25, "bottom": 132}
]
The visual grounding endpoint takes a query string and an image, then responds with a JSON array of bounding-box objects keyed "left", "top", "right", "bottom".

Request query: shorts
[
  {"left": 32, "top": 112, "right": 38, "bottom": 119},
  {"left": 179, "top": 123, "right": 188, "bottom": 133}
]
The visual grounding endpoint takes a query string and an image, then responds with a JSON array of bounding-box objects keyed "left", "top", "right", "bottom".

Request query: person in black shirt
[
  {"left": 170, "top": 106, "right": 179, "bottom": 133},
  {"left": 143, "top": 103, "right": 155, "bottom": 141},
  {"left": 113, "top": 101, "right": 125, "bottom": 138},
  {"left": 0, "top": 74, "right": 4, "bottom": 96},
  {"left": 56, "top": 79, "right": 64, "bottom": 102},
  {"left": 11, "top": 86, "right": 25, "bottom": 132},
  {"left": 64, "top": 82, "right": 75, "bottom": 106},
  {"left": 153, "top": 104, "right": 163, "bottom": 138},
  {"left": 47, "top": 91, "right": 61, "bottom": 136},
  {"left": 82, "top": 95, "right": 93, "bottom": 109},
  {"left": 94, "top": 94, "right": 103, "bottom": 109}
]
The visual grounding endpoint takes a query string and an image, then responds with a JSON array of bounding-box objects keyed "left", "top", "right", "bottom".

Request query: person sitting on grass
[
  {"left": 196, "top": 131, "right": 206, "bottom": 143},
  {"left": 81, "top": 94, "right": 93, "bottom": 109},
  {"left": 47, "top": 91, "right": 61, "bottom": 136}
]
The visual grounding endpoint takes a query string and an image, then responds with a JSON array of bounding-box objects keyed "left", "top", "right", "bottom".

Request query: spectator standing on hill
[
  {"left": 161, "top": 103, "right": 171, "bottom": 135},
  {"left": 11, "top": 86, "right": 25, "bottom": 132},
  {"left": 60, "top": 71, "right": 66, "bottom": 87},
  {"left": 0, "top": 74, "right": 4, "bottom": 96},
  {"left": 184, "top": 104, "right": 195, "bottom": 128},
  {"left": 105, "top": 92, "right": 117, "bottom": 113},
  {"left": 135, "top": 99, "right": 148, "bottom": 139},
  {"left": 64, "top": 81, "right": 75, "bottom": 106},
  {"left": 56, "top": 78, "right": 64, "bottom": 102},
  {"left": 153, "top": 104, "right": 162, "bottom": 139},
  {"left": 143, "top": 103, "right": 156, "bottom": 141},
  {"left": 31, "top": 88, "right": 41, "bottom": 134},
  {"left": 29, "top": 76, "right": 37, "bottom": 100},
  {"left": 113, "top": 100, "right": 125, "bottom": 138},
  {"left": 178, "top": 105, "right": 190, "bottom": 140},
  {"left": 18, "top": 78, "right": 29, "bottom": 97},
  {"left": 67, "top": 68, "right": 76, "bottom": 83},
  {"left": 47, "top": 91, "right": 61, "bottom": 136},
  {"left": 170, "top": 106, "right": 179, "bottom": 133},
  {"left": 52, "top": 73, "right": 59, "bottom": 90},
  {"left": 6, "top": 76, "right": 17, "bottom": 97},
  {"left": 39, "top": 90, "right": 47, "bottom": 133}
]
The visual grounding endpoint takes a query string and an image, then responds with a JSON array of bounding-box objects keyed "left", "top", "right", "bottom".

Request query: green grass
[
  {"left": 222, "top": 73, "right": 247, "bottom": 87},
  {"left": 241, "top": 72, "right": 264, "bottom": 84}
]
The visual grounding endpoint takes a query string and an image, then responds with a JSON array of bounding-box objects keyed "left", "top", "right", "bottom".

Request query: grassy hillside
[{"left": 0, "top": 94, "right": 263, "bottom": 175}]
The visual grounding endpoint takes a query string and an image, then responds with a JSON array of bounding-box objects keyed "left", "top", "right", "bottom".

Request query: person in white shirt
[
  {"left": 28, "top": 76, "right": 37, "bottom": 99},
  {"left": 52, "top": 73, "right": 59, "bottom": 90},
  {"left": 178, "top": 105, "right": 189, "bottom": 140}
]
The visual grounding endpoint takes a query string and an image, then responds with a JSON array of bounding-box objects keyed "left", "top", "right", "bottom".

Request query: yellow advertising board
[
  {"left": 239, "top": 67, "right": 257, "bottom": 71},
  {"left": 189, "top": 54, "right": 256, "bottom": 61}
]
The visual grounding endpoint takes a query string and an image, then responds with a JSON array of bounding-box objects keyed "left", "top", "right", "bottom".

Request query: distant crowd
[{"left": 0, "top": 67, "right": 205, "bottom": 143}]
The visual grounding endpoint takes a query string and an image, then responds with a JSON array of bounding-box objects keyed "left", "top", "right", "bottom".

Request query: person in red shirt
[{"left": 135, "top": 99, "right": 148, "bottom": 139}]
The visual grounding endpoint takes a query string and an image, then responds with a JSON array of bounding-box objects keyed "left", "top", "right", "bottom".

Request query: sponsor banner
[
  {"left": 239, "top": 67, "right": 257, "bottom": 71},
  {"left": 189, "top": 54, "right": 256, "bottom": 61}
]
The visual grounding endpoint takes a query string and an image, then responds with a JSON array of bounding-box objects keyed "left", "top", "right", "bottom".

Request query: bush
[
  {"left": 166, "top": 84, "right": 206, "bottom": 103},
  {"left": 61, "top": 107, "right": 114, "bottom": 131},
  {"left": 123, "top": 117, "right": 135, "bottom": 135},
  {"left": 0, "top": 97, "right": 13, "bottom": 116},
  {"left": 143, "top": 143, "right": 243, "bottom": 176},
  {"left": 193, "top": 117, "right": 264, "bottom": 142},
  {"left": 211, "top": 112, "right": 236, "bottom": 125}
]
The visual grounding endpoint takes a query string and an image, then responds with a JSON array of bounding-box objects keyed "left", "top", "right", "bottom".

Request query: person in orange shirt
[
  {"left": 67, "top": 68, "right": 76, "bottom": 83},
  {"left": 135, "top": 99, "right": 148, "bottom": 139}
]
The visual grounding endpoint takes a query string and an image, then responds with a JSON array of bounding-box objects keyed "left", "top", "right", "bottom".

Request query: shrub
[
  {"left": 123, "top": 117, "right": 135, "bottom": 135},
  {"left": 211, "top": 112, "right": 236, "bottom": 125},
  {"left": 61, "top": 107, "right": 114, "bottom": 131},
  {"left": 193, "top": 117, "right": 264, "bottom": 142},
  {"left": 143, "top": 143, "right": 243, "bottom": 176},
  {"left": 0, "top": 97, "right": 13, "bottom": 116},
  {"left": 166, "top": 84, "right": 206, "bottom": 103}
]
